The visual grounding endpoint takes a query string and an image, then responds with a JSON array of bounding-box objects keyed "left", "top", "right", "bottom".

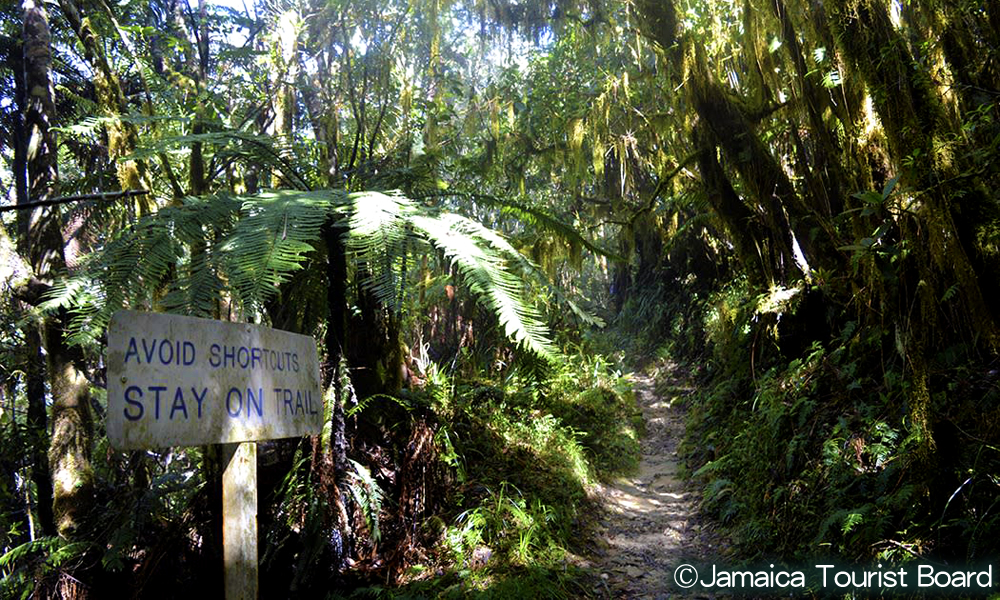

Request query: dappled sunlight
[
  {"left": 5, "top": 0, "right": 999, "bottom": 595},
  {"left": 589, "top": 371, "right": 726, "bottom": 597}
]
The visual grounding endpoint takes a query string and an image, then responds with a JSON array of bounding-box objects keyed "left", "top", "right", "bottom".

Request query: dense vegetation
[{"left": 1, "top": 0, "right": 999, "bottom": 597}]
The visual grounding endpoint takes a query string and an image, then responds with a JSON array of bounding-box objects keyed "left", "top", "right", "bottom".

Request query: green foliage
[
  {"left": 347, "top": 459, "right": 386, "bottom": 544},
  {"left": 44, "top": 188, "right": 561, "bottom": 362},
  {"left": 408, "top": 211, "right": 559, "bottom": 360},
  {"left": 40, "top": 194, "right": 243, "bottom": 343},
  {"left": 0, "top": 537, "right": 88, "bottom": 599},
  {"left": 346, "top": 190, "right": 560, "bottom": 360},
  {"left": 222, "top": 190, "right": 333, "bottom": 315},
  {"left": 684, "top": 272, "right": 1000, "bottom": 564},
  {"left": 8, "top": 0, "right": 1000, "bottom": 592},
  {"left": 371, "top": 348, "right": 638, "bottom": 597}
]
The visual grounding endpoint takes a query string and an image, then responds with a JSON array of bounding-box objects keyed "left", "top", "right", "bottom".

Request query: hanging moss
[
  {"left": 693, "top": 123, "right": 773, "bottom": 286},
  {"left": 59, "top": 0, "right": 151, "bottom": 201},
  {"left": 828, "top": 0, "right": 943, "bottom": 173},
  {"left": 686, "top": 43, "right": 842, "bottom": 277},
  {"left": 829, "top": 0, "right": 999, "bottom": 350}
]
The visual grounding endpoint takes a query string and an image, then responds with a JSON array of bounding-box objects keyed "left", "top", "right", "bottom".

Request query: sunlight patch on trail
[{"left": 582, "top": 368, "right": 730, "bottom": 599}]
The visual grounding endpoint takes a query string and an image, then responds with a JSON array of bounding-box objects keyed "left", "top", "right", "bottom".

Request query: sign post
[
  {"left": 223, "top": 442, "right": 257, "bottom": 600},
  {"left": 106, "top": 310, "right": 324, "bottom": 599}
]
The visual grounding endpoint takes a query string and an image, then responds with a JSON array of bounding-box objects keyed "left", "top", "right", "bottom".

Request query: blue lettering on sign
[
  {"left": 150, "top": 386, "right": 166, "bottom": 419},
  {"left": 246, "top": 387, "right": 263, "bottom": 417},
  {"left": 191, "top": 387, "right": 207, "bottom": 418},
  {"left": 122, "top": 385, "right": 208, "bottom": 421},
  {"left": 208, "top": 344, "right": 300, "bottom": 372},
  {"left": 124, "top": 337, "right": 196, "bottom": 366},
  {"left": 124, "top": 385, "right": 144, "bottom": 421},
  {"left": 274, "top": 388, "right": 319, "bottom": 416},
  {"left": 226, "top": 388, "right": 242, "bottom": 417},
  {"left": 171, "top": 387, "right": 188, "bottom": 419},
  {"left": 226, "top": 387, "right": 265, "bottom": 418}
]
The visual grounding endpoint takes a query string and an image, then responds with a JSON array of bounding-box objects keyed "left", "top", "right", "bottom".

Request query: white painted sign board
[{"left": 107, "top": 310, "right": 323, "bottom": 449}]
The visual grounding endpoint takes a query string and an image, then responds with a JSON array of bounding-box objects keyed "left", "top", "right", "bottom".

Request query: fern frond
[
  {"left": 345, "top": 192, "right": 560, "bottom": 360},
  {"left": 344, "top": 191, "right": 417, "bottom": 313},
  {"left": 410, "top": 212, "right": 560, "bottom": 361},
  {"left": 41, "top": 195, "right": 240, "bottom": 343},
  {"left": 441, "top": 213, "right": 606, "bottom": 329},
  {"left": 219, "top": 190, "right": 335, "bottom": 317},
  {"left": 347, "top": 459, "right": 385, "bottom": 543},
  {"left": 421, "top": 191, "right": 625, "bottom": 262},
  {"left": 52, "top": 186, "right": 561, "bottom": 363}
]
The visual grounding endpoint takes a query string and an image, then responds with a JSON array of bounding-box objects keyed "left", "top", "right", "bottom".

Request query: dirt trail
[{"left": 585, "top": 369, "right": 728, "bottom": 599}]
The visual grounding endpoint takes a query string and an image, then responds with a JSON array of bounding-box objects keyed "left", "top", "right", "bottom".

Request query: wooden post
[
  {"left": 222, "top": 442, "right": 258, "bottom": 600},
  {"left": 106, "top": 312, "right": 324, "bottom": 598}
]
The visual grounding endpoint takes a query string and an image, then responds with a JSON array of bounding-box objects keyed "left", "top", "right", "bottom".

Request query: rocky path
[{"left": 585, "top": 369, "right": 728, "bottom": 599}]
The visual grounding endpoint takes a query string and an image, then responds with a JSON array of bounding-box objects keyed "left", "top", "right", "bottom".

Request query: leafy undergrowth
[
  {"left": 336, "top": 350, "right": 642, "bottom": 599},
  {"left": 0, "top": 348, "right": 641, "bottom": 600},
  {"left": 680, "top": 280, "right": 1000, "bottom": 570}
]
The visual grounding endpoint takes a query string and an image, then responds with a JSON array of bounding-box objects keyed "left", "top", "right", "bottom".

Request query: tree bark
[
  {"left": 830, "top": 0, "right": 999, "bottom": 347},
  {"left": 25, "top": 323, "right": 55, "bottom": 536},
  {"left": 21, "top": 0, "right": 94, "bottom": 539},
  {"left": 57, "top": 0, "right": 151, "bottom": 198},
  {"left": 687, "top": 45, "right": 842, "bottom": 278},
  {"left": 694, "top": 125, "right": 772, "bottom": 286},
  {"left": 5, "top": 25, "right": 55, "bottom": 537}
]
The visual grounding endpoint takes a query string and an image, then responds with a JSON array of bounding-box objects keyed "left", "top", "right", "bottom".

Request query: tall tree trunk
[
  {"left": 317, "top": 219, "right": 351, "bottom": 567},
  {"left": 830, "top": 0, "right": 999, "bottom": 346},
  {"left": 271, "top": 9, "right": 300, "bottom": 188},
  {"left": 24, "top": 324, "right": 55, "bottom": 536},
  {"left": 57, "top": 0, "right": 151, "bottom": 201},
  {"left": 6, "top": 30, "right": 55, "bottom": 537},
  {"left": 694, "top": 124, "right": 772, "bottom": 286},
  {"left": 687, "top": 44, "right": 841, "bottom": 278},
  {"left": 21, "top": 0, "right": 94, "bottom": 539},
  {"left": 771, "top": 0, "right": 847, "bottom": 216}
]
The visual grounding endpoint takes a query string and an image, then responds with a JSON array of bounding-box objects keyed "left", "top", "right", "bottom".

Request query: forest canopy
[{"left": 2, "top": 0, "right": 1000, "bottom": 597}]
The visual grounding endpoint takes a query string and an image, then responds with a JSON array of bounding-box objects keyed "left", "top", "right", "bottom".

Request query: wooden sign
[
  {"left": 107, "top": 310, "right": 323, "bottom": 449},
  {"left": 107, "top": 310, "right": 326, "bottom": 600}
]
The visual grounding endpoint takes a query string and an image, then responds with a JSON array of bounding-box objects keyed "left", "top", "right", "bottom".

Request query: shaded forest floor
[{"left": 579, "top": 365, "right": 731, "bottom": 599}]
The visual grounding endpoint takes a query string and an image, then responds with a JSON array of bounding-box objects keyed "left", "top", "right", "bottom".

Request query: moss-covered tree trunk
[
  {"left": 687, "top": 45, "right": 842, "bottom": 278},
  {"left": 57, "top": 0, "right": 151, "bottom": 201},
  {"left": 693, "top": 124, "right": 772, "bottom": 286},
  {"left": 24, "top": 324, "right": 55, "bottom": 536},
  {"left": 830, "top": 0, "right": 998, "bottom": 337},
  {"left": 827, "top": 0, "right": 1000, "bottom": 465},
  {"left": 6, "top": 31, "right": 55, "bottom": 538},
  {"left": 21, "top": 0, "right": 93, "bottom": 538},
  {"left": 636, "top": 0, "right": 844, "bottom": 283}
]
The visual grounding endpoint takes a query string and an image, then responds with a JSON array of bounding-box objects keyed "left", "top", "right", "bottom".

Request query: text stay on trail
[{"left": 107, "top": 310, "right": 323, "bottom": 450}]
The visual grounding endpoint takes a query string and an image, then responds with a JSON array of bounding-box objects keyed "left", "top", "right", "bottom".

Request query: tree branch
[
  {"left": 0, "top": 190, "right": 150, "bottom": 213},
  {"left": 628, "top": 150, "right": 700, "bottom": 225}
]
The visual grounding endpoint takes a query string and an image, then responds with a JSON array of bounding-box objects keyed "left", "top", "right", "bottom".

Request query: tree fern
[
  {"left": 344, "top": 190, "right": 416, "bottom": 314},
  {"left": 409, "top": 212, "right": 559, "bottom": 360},
  {"left": 42, "top": 195, "right": 240, "bottom": 344},
  {"left": 219, "top": 190, "right": 336, "bottom": 317},
  {"left": 346, "top": 191, "right": 561, "bottom": 360},
  {"left": 50, "top": 188, "right": 560, "bottom": 361},
  {"left": 419, "top": 190, "right": 624, "bottom": 262}
]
